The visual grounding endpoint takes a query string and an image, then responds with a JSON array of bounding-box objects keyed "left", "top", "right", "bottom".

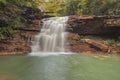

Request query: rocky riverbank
[
  {"left": 67, "top": 15, "right": 120, "bottom": 54},
  {"left": 0, "top": 15, "right": 120, "bottom": 55},
  {"left": 0, "top": 22, "right": 41, "bottom": 56},
  {"left": 0, "top": 6, "right": 43, "bottom": 55}
]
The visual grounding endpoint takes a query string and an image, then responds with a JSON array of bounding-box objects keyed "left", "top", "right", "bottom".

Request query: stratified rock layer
[
  {"left": 67, "top": 15, "right": 120, "bottom": 54},
  {"left": 0, "top": 15, "right": 120, "bottom": 55},
  {"left": 0, "top": 25, "right": 40, "bottom": 55},
  {"left": 68, "top": 15, "right": 120, "bottom": 35}
]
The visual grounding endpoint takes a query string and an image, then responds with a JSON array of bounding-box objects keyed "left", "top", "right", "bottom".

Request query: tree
[{"left": 62, "top": 0, "right": 120, "bottom": 15}]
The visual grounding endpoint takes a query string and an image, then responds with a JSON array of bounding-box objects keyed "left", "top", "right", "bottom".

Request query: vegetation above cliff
[
  {"left": 63, "top": 0, "right": 120, "bottom": 15},
  {"left": 39, "top": 0, "right": 120, "bottom": 16}
]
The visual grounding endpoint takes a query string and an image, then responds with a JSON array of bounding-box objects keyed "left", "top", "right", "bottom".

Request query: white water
[{"left": 30, "top": 17, "right": 70, "bottom": 56}]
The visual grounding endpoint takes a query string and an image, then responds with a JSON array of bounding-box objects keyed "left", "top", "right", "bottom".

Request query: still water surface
[{"left": 0, "top": 54, "right": 120, "bottom": 80}]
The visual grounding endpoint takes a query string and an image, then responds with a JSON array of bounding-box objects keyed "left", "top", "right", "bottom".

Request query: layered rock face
[
  {"left": 67, "top": 15, "right": 120, "bottom": 54},
  {"left": 0, "top": 7, "right": 42, "bottom": 55},
  {"left": 0, "top": 15, "right": 120, "bottom": 55},
  {"left": 0, "top": 23, "right": 41, "bottom": 55},
  {"left": 68, "top": 15, "right": 120, "bottom": 35}
]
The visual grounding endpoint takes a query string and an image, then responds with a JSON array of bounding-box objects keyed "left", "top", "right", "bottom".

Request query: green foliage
[
  {"left": 56, "top": 0, "right": 120, "bottom": 16},
  {"left": 103, "top": 39, "right": 118, "bottom": 46},
  {"left": 0, "top": 0, "right": 7, "bottom": 4},
  {"left": 18, "top": 0, "right": 39, "bottom": 8},
  {"left": 0, "top": 27, "right": 18, "bottom": 39},
  {"left": 95, "top": 38, "right": 119, "bottom": 46},
  {"left": 0, "top": 0, "right": 40, "bottom": 40},
  {"left": 40, "top": 0, "right": 120, "bottom": 16},
  {"left": 41, "top": 0, "right": 65, "bottom": 16},
  {"left": 63, "top": 0, "right": 79, "bottom": 15}
]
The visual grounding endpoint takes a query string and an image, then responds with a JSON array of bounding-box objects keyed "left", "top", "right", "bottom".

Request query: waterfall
[{"left": 30, "top": 17, "right": 69, "bottom": 56}]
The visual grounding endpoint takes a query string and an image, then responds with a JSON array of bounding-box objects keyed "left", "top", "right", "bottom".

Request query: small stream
[{"left": 0, "top": 54, "right": 120, "bottom": 80}]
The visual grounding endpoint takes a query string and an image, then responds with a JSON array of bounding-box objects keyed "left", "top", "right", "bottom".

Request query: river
[{"left": 0, "top": 54, "right": 120, "bottom": 80}]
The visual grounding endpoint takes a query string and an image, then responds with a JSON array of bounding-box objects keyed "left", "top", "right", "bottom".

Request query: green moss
[
  {"left": 97, "top": 39, "right": 119, "bottom": 46},
  {"left": 92, "top": 37, "right": 119, "bottom": 46},
  {"left": 82, "top": 36, "right": 119, "bottom": 46}
]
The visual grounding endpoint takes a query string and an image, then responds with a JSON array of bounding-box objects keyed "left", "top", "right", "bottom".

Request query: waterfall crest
[{"left": 31, "top": 17, "right": 69, "bottom": 55}]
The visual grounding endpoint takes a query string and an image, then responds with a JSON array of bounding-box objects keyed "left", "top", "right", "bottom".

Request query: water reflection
[
  {"left": 15, "top": 55, "right": 70, "bottom": 80},
  {"left": 0, "top": 54, "right": 120, "bottom": 80}
]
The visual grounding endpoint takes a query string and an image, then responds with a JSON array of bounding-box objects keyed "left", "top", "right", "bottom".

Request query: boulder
[{"left": 84, "top": 39, "right": 109, "bottom": 52}]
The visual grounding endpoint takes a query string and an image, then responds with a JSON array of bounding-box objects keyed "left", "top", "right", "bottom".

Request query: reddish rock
[
  {"left": 67, "top": 33, "right": 103, "bottom": 53},
  {"left": 84, "top": 39, "right": 109, "bottom": 52},
  {"left": 0, "top": 22, "right": 40, "bottom": 55},
  {"left": 67, "top": 15, "right": 120, "bottom": 54},
  {"left": 70, "top": 44, "right": 99, "bottom": 53},
  {"left": 108, "top": 46, "right": 120, "bottom": 54}
]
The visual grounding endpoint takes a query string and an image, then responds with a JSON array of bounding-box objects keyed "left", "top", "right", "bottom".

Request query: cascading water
[{"left": 30, "top": 17, "right": 69, "bottom": 56}]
